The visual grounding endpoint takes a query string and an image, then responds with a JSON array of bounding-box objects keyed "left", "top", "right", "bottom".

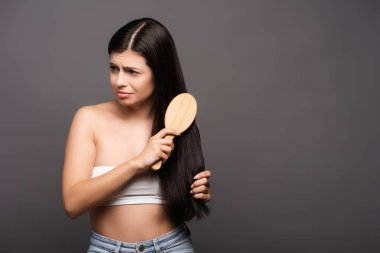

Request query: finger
[
  {"left": 191, "top": 178, "right": 208, "bottom": 188},
  {"left": 160, "top": 144, "right": 174, "bottom": 154},
  {"left": 193, "top": 170, "right": 211, "bottom": 180},
  {"left": 155, "top": 128, "right": 179, "bottom": 138},
  {"left": 159, "top": 151, "right": 168, "bottom": 161},
  {"left": 192, "top": 193, "right": 211, "bottom": 202},
  {"left": 190, "top": 185, "right": 209, "bottom": 194},
  {"left": 155, "top": 138, "right": 174, "bottom": 146}
]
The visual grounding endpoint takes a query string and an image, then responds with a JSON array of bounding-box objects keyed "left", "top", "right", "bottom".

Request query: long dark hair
[{"left": 108, "top": 17, "right": 210, "bottom": 224}]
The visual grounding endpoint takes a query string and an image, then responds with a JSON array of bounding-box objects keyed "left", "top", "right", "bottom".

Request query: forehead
[{"left": 109, "top": 50, "right": 148, "bottom": 69}]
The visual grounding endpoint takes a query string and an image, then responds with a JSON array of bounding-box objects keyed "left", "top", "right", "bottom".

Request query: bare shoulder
[
  {"left": 73, "top": 100, "right": 116, "bottom": 123},
  {"left": 73, "top": 104, "right": 96, "bottom": 121}
]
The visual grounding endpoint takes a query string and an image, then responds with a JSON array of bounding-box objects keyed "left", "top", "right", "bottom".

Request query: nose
[{"left": 115, "top": 72, "right": 130, "bottom": 88}]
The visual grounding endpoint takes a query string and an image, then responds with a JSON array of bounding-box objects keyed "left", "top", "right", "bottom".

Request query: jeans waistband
[{"left": 90, "top": 223, "right": 190, "bottom": 252}]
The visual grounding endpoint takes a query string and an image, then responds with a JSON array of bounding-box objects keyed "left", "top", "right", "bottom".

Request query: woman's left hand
[{"left": 190, "top": 170, "right": 211, "bottom": 202}]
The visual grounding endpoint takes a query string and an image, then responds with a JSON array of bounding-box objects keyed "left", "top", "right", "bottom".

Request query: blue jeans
[{"left": 87, "top": 223, "right": 194, "bottom": 253}]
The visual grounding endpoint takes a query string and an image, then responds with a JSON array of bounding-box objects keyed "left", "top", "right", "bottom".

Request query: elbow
[
  {"left": 65, "top": 209, "right": 79, "bottom": 220},
  {"left": 63, "top": 198, "right": 81, "bottom": 219}
]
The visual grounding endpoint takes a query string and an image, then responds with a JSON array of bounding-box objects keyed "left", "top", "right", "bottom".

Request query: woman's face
[{"left": 109, "top": 50, "right": 155, "bottom": 108}]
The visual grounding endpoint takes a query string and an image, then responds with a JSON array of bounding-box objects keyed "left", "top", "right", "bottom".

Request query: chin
[{"left": 117, "top": 98, "right": 134, "bottom": 105}]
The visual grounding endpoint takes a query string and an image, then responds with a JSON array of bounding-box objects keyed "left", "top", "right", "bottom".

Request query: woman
[{"left": 62, "top": 17, "right": 211, "bottom": 253}]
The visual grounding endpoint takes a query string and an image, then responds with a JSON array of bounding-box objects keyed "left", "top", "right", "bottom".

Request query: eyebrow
[{"left": 109, "top": 62, "right": 141, "bottom": 71}]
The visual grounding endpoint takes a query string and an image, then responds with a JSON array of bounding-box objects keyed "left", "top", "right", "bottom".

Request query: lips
[
  {"left": 117, "top": 91, "right": 133, "bottom": 94},
  {"left": 116, "top": 91, "right": 133, "bottom": 99}
]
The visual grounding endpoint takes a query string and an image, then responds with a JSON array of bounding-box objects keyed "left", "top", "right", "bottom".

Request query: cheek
[
  {"left": 140, "top": 76, "right": 155, "bottom": 94},
  {"left": 109, "top": 74, "right": 116, "bottom": 85},
  {"left": 146, "top": 75, "right": 155, "bottom": 92},
  {"left": 146, "top": 81, "right": 155, "bottom": 97}
]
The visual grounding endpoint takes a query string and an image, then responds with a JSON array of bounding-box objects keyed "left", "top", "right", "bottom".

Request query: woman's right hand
[{"left": 133, "top": 128, "right": 179, "bottom": 171}]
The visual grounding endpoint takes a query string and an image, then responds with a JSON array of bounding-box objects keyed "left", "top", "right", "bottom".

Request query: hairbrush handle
[{"left": 151, "top": 134, "right": 175, "bottom": 170}]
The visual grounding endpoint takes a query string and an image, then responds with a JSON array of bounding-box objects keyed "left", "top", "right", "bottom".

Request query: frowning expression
[{"left": 109, "top": 50, "right": 155, "bottom": 106}]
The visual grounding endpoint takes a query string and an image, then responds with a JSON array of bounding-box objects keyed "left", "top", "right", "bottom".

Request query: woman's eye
[
  {"left": 110, "top": 66, "right": 119, "bottom": 72},
  {"left": 128, "top": 70, "right": 138, "bottom": 75}
]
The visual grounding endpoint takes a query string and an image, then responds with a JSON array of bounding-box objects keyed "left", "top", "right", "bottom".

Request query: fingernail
[
  {"left": 190, "top": 183, "right": 194, "bottom": 188},
  {"left": 190, "top": 190, "right": 193, "bottom": 194},
  {"left": 193, "top": 175, "right": 199, "bottom": 179}
]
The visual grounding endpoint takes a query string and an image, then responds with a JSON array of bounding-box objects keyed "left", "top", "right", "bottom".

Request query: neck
[{"left": 114, "top": 98, "right": 155, "bottom": 121}]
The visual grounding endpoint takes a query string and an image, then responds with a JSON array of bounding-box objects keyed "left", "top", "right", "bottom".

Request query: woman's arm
[{"left": 61, "top": 106, "right": 143, "bottom": 219}]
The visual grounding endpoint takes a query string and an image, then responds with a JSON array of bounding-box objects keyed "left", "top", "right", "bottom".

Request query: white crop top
[{"left": 92, "top": 165, "right": 167, "bottom": 206}]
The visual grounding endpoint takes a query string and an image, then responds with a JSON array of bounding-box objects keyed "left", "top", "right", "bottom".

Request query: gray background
[{"left": 1, "top": 0, "right": 379, "bottom": 252}]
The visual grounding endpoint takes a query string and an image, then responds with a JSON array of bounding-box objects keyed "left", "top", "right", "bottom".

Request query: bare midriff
[{"left": 89, "top": 204, "right": 180, "bottom": 243}]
